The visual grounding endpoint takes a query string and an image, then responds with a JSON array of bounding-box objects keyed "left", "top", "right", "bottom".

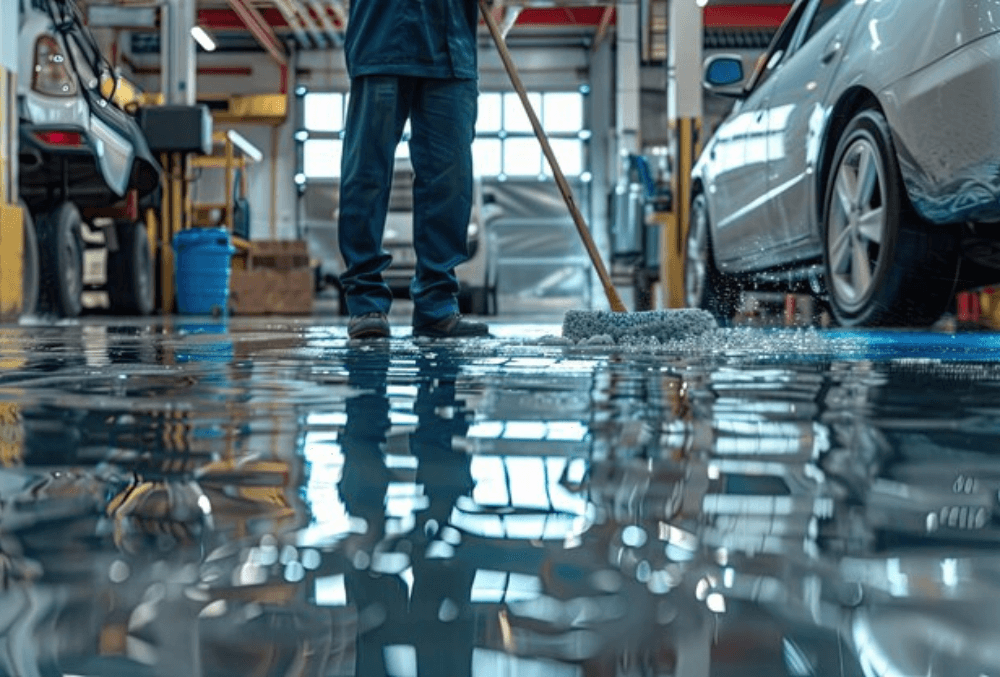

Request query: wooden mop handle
[{"left": 477, "top": 0, "right": 627, "bottom": 313}]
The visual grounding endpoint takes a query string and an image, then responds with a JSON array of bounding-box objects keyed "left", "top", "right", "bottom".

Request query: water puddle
[{"left": 0, "top": 321, "right": 998, "bottom": 675}]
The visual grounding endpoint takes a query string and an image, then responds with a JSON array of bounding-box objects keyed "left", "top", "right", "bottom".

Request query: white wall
[{"left": 1, "top": 0, "right": 17, "bottom": 71}]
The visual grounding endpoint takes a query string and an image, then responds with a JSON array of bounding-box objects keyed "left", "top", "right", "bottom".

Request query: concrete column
[
  {"left": 0, "top": 0, "right": 15, "bottom": 71},
  {"left": 616, "top": 0, "right": 641, "bottom": 166},
  {"left": 162, "top": 0, "right": 197, "bottom": 104},
  {"left": 662, "top": 0, "right": 703, "bottom": 308},
  {"left": 668, "top": 0, "right": 703, "bottom": 122},
  {"left": 590, "top": 36, "right": 614, "bottom": 310}
]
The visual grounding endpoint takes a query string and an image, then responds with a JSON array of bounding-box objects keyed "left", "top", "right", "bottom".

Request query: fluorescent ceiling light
[{"left": 190, "top": 25, "right": 217, "bottom": 52}]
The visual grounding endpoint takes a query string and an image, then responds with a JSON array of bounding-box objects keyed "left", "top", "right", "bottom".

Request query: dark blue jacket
[{"left": 344, "top": 0, "right": 479, "bottom": 80}]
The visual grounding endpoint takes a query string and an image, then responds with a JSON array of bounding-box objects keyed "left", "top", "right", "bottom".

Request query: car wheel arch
[{"left": 815, "top": 87, "right": 882, "bottom": 228}]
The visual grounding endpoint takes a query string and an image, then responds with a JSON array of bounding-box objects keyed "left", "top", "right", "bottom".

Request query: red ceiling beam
[
  {"left": 704, "top": 4, "right": 790, "bottom": 28},
  {"left": 511, "top": 4, "right": 789, "bottom": 29},
  {"left": 199, "top": 4, "right": 791, "bottom": 33},
  {"left": 199, "top": 8, "right": 289, "bottom": 29}
]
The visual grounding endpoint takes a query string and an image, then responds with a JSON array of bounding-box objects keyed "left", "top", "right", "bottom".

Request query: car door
[
  {"left": 761, "top": 0, "right": 859, "bottom": 260},
  {"left": 707, "top": 0, "right": 813, "bottom": 268},
  {"left": 704, "top": 86, "right": 772, "bottom": 265}
]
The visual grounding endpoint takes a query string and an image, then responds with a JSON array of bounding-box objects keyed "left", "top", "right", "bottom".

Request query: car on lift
[
  {"left": 18, "top": 0, "right": 160, "bottom": 317},
  {"left": 687, "top": 0, "right": 1000, "bottom": 327}
]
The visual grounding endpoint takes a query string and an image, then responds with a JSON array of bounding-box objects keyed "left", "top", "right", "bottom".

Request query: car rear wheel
[
  {"left": 822, "top": 110, "right": 958, "bottom": 327},
  {"left": 108, "top": 220, "right": 155, "bottom": 316},
  {"left": 685, "top": 193, "right": 740, "bottom": 323},
  {"left": 37, "top": 202, "right": 83, "bottom": 318}
]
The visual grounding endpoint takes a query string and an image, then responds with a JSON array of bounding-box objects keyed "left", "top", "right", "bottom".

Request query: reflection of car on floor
[
  {"left": 18, "top": 0, "right": 160, "bottom": 317},
  {"left": 688, "top": 0, "right": 1000, "bottom": 327}
]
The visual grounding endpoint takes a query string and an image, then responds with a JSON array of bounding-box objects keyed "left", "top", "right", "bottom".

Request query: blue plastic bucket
[{"left": 173, "top": 228, "right": 235, "bottom": 315}]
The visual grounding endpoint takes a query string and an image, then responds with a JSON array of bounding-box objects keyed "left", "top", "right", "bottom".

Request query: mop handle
[{"left": 478, "top": 0, "right": 628, "bottom": 313}]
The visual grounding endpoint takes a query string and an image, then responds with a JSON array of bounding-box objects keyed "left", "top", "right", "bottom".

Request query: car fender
[{"left": 830, "top": 0, "right": 1000, "bottom": 225}]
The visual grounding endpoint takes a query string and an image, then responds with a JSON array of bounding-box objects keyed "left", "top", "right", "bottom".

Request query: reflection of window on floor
[
  {"left": 452, "top": 454, "right": 592, "bottom": 540},
  {"left": 296, "top": 89, "right": 589, "bottom": 182}
]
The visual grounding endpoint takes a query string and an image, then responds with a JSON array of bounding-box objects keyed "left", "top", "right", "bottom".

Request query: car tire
[
  {"left": 822, "top": 110, "right": 959, "bottom": 327},
  {"left": 685, "top": 193, "right": 740, "bottom": 323},
  {"left": 20, "top": 203, "right": 39, "bottom": 316},
  {"left": 36, "top": 202, "right": 83, "bottom": 318},
  {"left": 108, "top": 220, "right": 155, "bottom": 316}
]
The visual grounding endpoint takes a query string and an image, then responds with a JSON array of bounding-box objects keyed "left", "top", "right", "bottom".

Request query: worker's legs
[
  {"left": 338, "top": 75, "right": 412, "bottom": 317},
  {"left": 407, "top": 77, "right": 478, "bottom": 326}
]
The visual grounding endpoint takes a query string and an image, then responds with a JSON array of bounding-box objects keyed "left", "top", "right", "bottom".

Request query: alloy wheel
[{"left": 826, "top": 137, "right": 887, "bottom": 309}]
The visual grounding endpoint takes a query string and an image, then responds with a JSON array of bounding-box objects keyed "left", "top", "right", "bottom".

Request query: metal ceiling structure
[{"left": 172, "top": 0, "right": 793, "bottom": 57}]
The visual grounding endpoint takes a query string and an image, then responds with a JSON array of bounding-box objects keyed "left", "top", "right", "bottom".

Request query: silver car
[{"left": 689, "top": 0, "right": 1000, "bottom": 327}]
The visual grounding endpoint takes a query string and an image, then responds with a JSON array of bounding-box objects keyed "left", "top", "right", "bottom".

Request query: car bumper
[{"left": 18, "top": 124, "right": 117, "bottom": 210}]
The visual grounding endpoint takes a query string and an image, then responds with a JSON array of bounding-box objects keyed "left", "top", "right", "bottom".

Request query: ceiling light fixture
[{"left": 190, "top": 25, "right": 217, "bottom": 52}]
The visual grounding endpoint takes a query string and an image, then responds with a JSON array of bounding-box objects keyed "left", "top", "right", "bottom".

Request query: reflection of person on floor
[{"left": 339, "top": 347, "right": 475, "bottom": 676}]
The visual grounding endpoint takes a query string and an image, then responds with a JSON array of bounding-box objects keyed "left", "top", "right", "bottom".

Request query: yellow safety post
[
  {"left": 662, "top": 117, "right": 700, "bottom": 308},
  {"left": 0, "top": 64, "right": 23, "bottom": 320}
]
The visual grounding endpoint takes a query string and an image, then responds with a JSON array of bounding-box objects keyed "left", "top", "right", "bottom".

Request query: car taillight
[
  {"left": 33, "top": 131, "right": 84, "bottom": 147},
  {"left": 32, "top": 35, "right": 77, "bottom": 97}
]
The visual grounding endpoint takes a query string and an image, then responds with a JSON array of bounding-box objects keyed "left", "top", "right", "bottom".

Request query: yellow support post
[
  {"left": 0, "top": 65, "right": 23, "bottom": 320},
  {"left": 662, "top": 117, "right": 700, "bottom": 308}
]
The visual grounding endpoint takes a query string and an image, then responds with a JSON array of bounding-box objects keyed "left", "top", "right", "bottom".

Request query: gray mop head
[{"left": 562, "top": 308, "right": 718, "bottom": 344}]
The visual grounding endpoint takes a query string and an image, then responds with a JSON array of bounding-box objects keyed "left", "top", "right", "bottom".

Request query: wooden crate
[{"left": 230, "top": 240, "right": 313, "bottom": 315}]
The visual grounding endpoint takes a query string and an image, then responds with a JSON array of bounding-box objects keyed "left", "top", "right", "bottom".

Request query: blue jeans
[{"left": 338, "top": 75, "right": 477, "bottom": 325}]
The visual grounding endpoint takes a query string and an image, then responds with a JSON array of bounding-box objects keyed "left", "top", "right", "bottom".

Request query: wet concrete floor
[{"left": 2, "top": 314, "right": 1000, "bottom": 676}]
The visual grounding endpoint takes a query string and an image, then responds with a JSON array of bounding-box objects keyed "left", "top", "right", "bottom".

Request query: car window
[
  {"left": 801, "top": 0, "right": 851, "bottom": 45},
  {"left": 744, "top": 0, "right": 811, "bottom": 93}
]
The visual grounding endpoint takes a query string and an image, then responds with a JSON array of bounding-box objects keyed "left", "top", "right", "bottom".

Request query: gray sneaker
[
  {"left": 412, "top": 313, "right": 490, "bottom": 338},
  {"left": 348, "top": 312, "right": 390, "bottom": 339}
]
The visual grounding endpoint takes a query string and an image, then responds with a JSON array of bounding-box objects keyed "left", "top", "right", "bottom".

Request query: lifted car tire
[
  {"left": 37, "top": 202, "right": 83, "bottom": 318},
  {"left": 20, "top": 203, "right": 39, "bottom": 316},
  {"left": 685, "top": 193, "right": 741, "bottom": 324},
  {"left": 108, "top": 220, "right": 155, "bottom": 316},
  {"left": 822, "top": 110, "right": 959, "bottom": 327}
]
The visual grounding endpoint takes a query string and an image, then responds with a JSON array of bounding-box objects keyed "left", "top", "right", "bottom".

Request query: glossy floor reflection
[{"left": 2, "top": 317, "right": 1000, "bottom": 676}]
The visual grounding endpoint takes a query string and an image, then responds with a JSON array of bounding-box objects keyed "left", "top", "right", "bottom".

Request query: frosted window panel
[
  {"left": 543, "top": 93, "right": 583, "bottom": 132},
  {"left": 304, "top": 93, "right": 344, "bottom": 132},
  {"left": 303, "top": 139, "right": 342, "bottom": 178},
  {"left": 473, "top": 138, "right": 502, "bottom": 176},
  {"left": 504, "top": 138, "right": 542, "bottom": 176},
  {"left": 396, "top": 140, "right": 410, "bottom": 160},
  {"left": 504, "top": 92, "right": 543, "bottom": 133},
  {"left": 542, "top": 139, "right": 583, "bottom": 177},
  {"left": 477, "top": 92, "right": 503, "bottom": 133}
]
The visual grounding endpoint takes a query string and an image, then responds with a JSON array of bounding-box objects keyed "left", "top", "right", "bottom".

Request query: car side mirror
[{"left": 703, "top": 54, "right": 746, "bottom": 98}]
